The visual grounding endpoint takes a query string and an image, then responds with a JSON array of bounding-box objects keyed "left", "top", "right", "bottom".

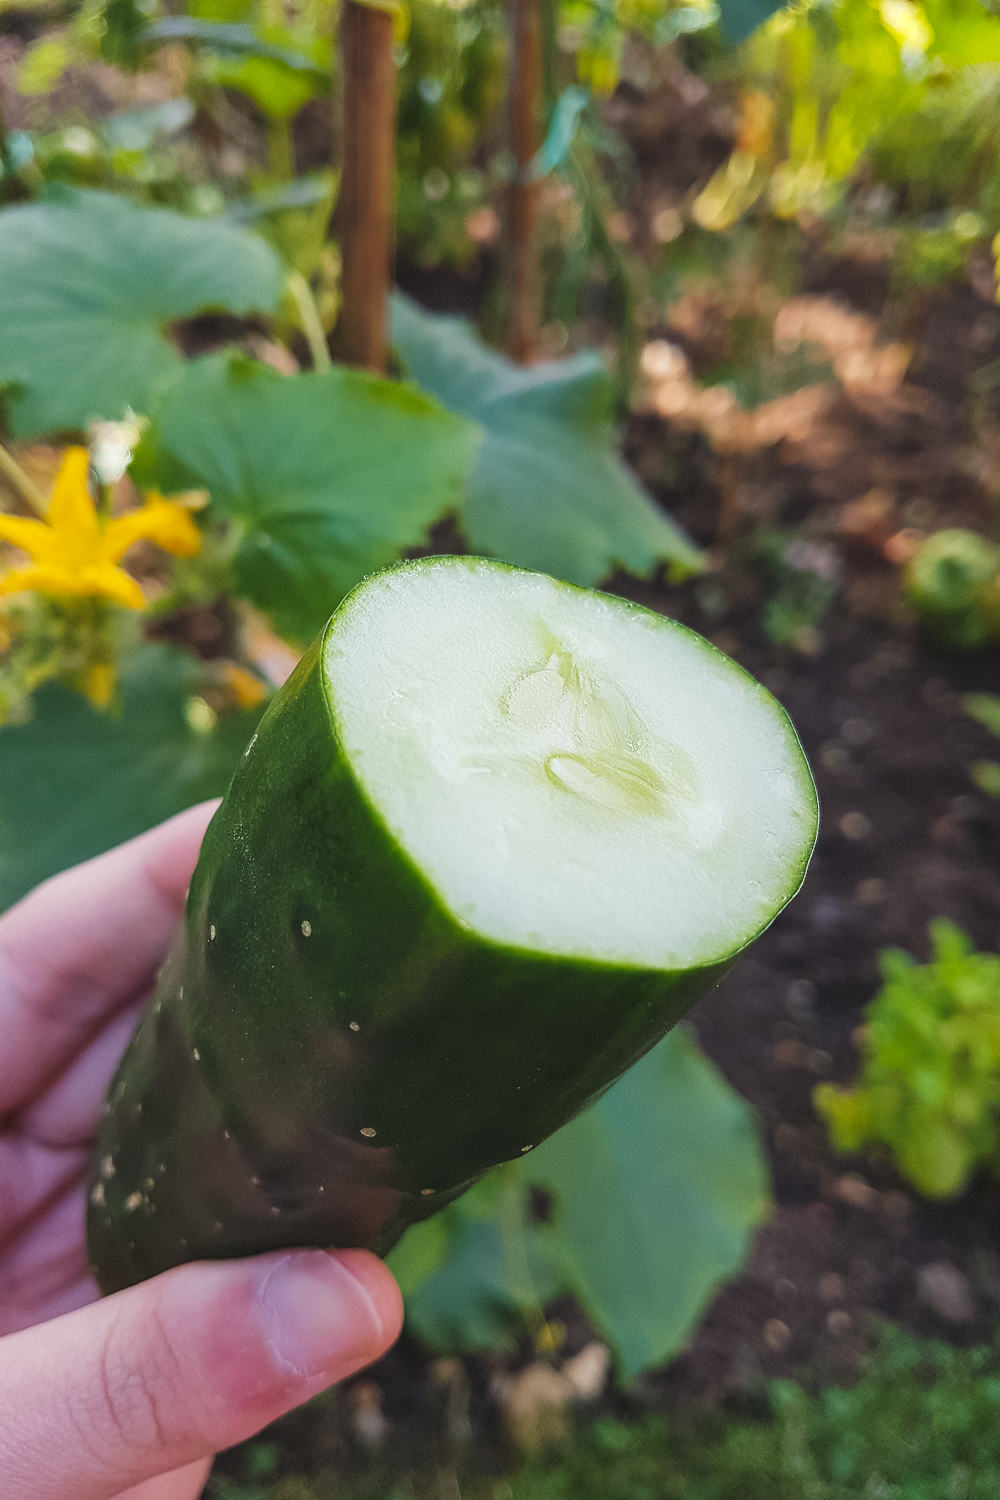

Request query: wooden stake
[
  {"left": 333, "top": 0, "right": 396, "bottom": 374},
  {"left": 506, "top": 0, "right": 543, "bottom": 364}
]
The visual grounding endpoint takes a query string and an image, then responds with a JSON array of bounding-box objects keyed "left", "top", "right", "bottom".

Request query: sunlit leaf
[
  {"left": 391, "top": 294, "right": 703, "bottom": 588},
  {"left": 0, "top": 189, "right": 284, "bottom": 438},
  {"left": 131, "top": 353, "right": 480, "bottom": 644},
  {"left": 0, "top": 644, "right": 262, "bottom": 913}
]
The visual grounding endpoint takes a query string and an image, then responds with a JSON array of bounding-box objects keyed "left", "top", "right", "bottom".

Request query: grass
[{"left": 210, "top": 1325, "right": 1000, "bottom": 1500}]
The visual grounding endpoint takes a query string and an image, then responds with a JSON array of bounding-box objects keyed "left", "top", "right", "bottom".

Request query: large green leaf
[
  {"left": 521, "top": 1025, "right": 771, "bottom": 1378},
  {"left": 390, "top": 293, "right": 703, "bottom": 588},
  {"left": 131, "top": 353, "right": 479, "bottom": 644},
  {"left": 389, "top": 1026, "right": 770, "bottom": 1377},
  {"left": 0, "top": 189, "right": 284, "bottom": 438},
  {"left": 0, "top": 644, "right": 262, "bottom": 913}
]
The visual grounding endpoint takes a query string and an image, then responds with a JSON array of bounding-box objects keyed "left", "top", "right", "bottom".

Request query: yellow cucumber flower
[{"left": 0, "top": 446, "right": 201, "bottom": 609}]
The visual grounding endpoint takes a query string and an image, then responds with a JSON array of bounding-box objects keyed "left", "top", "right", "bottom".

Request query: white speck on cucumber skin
[
  {"left": 421, "top": 1188, "right": 435, "bottom": 1196},
  {"left": 100, "top": 1155, "right": 115, "bottom": 1179},
  {"left": 349, "top": 1021, "right": 360, "bottom": 1032},
  {"left": 90, "top": 1183, "right": 105, "bottom": 1207},
  {"left": 301, "top": 920, "right": 312, "bottom": 936},
  {"left": 521, "top": 1145, "right": 533, "bottom": 1152},
  {"left": 125, "top": 1192, "right": 143, "bottom": 1212},
  {"left": 210, "top": 925, "right": 216, "bottom": 940},
  {"left": 244, "top": 732, "right": 258, "bottom": 757},
  {"left": 361, "top": 1127, "right": 377, "bottom": 1138},
  {"left": 192, "top": 1049, "right": 200, "bottom": 1061},
  {"left": 270, "top": 1206, "right": 281, "bottom": 1215}
]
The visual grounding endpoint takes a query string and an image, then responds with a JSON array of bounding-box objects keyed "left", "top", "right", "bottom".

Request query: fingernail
[{"left": 255, "top": 1250, "right": 386, "bottom": 1381}]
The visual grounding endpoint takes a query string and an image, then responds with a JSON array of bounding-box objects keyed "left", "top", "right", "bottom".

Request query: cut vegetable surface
[{"left": 87, "top": 558, "right": 817, "bottom": 1294}]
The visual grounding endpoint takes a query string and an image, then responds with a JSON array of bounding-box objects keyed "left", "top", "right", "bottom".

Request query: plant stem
[
  {"left": 266, "top": 117, "right": 295, "bottom": 183},
  {"left": 332, "top": 0, "right": 395, "bottom": 374},
  {"left": 506, "top": 0, "right": 543, "bottom": 364},
  {"left": 0, "top": 443, "right": 48, "bottom": 517},
  {"left": 287, "top": 271, "right": 333, "bottom": 372}
]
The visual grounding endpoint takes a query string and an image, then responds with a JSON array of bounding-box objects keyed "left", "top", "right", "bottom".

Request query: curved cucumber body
[{"left": 88, "top": 558, "right": 817, "bottom": 1294}]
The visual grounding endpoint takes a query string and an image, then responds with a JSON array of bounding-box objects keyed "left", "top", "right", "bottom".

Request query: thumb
[{"left": 0, "top": 1248, "right": 403, "bottom": 1500}]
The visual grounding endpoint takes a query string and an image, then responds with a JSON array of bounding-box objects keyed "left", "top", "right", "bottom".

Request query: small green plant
[
  {"left": 904, "top": 528, "right": 1000, "bottom": 649},
  {"left": 815, "top": 920, "right": 1000, "bottom": 1198}
]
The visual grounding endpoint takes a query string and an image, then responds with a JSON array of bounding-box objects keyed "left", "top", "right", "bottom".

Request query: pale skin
[{"left": 0, "top": 802, "right": 404, "bottom": 1500}]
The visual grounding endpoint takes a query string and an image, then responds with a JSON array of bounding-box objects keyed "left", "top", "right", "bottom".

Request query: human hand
[{"left": 0, "top": 804, "right": 404, "bottom": 1500}]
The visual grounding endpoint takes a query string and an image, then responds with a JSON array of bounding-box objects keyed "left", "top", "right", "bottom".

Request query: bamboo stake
[
  {"left": 506, "top": 0, "right": 543, "bottom": 364},
  {"left": 332, "top": 0, "right": 396, "bottom": 374}
]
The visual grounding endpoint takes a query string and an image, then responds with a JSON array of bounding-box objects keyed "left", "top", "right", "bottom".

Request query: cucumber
[{"left": 87, "top": 557, "right": 817, "bottom": 1294}]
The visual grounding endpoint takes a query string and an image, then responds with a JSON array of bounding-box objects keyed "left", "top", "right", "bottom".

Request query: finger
[
  {"left": 0, "top": 1183, "right": 94, "bottom": 1336},
  {"left": 0, "top": 1247, "right": 403, "bottom": 1500},
  {"left": 112, "top": 1456, "right": 213, "bottom": 1500},
  {"left": 17, "top": 1000, "right": 144, "bottom": 1148},
  {"left": 0, "top": 1134, "right": 87, "bottom": 1258},
  {"left": 0, "top": 802, "right": 218, "bottom": 1114}
]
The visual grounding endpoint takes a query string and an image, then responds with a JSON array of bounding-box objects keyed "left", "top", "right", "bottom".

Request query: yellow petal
[
  {"left": 0, "top": 561, "right": 147, "bottom": 608},
  {"left": 0, "top": 512, "right": 57, "bottom": 563},
  {"left": 46, "top": 446, "right": 101, "bottom": 546},
  {"left": 77, "top": 564, "right": 148, "bottom": 609},
  {"left": 103, "top": 498, "right": 203, "bottom": 563}
]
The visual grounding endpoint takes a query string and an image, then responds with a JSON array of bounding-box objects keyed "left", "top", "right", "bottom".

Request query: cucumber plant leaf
[
  {"left": 392, "top": 1026, "right": 770, "bottom": 1377},
  {"left": 0, "top": 189, "right": 284, "bottom": 438},
  {"left": 0, "top": 644, "right": 262, "bottom": 913},
  {"left": 131, "top": 353, "right": 480, "bottom": 644},
  {"left": 521, "top": 1025, "right": 771, "bottom": 1378},
  {"left": 390, "top": 294, "right": 704, "bottom": 588},
  {"left": 389, "top": 1170, "right": 564, "bottom": 1352}
]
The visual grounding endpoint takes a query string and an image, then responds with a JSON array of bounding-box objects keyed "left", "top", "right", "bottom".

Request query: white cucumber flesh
[{"left": 326, "top": 557, "right": 817, "bottom": 968}]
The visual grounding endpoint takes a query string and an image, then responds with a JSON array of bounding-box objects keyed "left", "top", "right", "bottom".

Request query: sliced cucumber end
[{"left": 325, "top": 558, "right": 817, "bottom": 971}]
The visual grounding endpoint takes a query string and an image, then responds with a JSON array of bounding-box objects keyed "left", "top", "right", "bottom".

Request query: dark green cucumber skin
[{"left": 88, "top": 627, "right": 744, "bottom": 1295}]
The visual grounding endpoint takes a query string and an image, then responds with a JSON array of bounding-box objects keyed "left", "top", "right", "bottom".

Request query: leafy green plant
[
  {"left": 0, "top": 643, "right": 264, "bottom": 911},
  {"left": 391, "top": 294, "right": 703, "bottom": 585},
  {"left": 0, "top": 189, "right": 284, "bottom": 438},
  {"left": 904, "top": 528, "right": 1000, "bottom": 649},
  {"left": 130, "top": 351, "right": 478, "bottom": 644},
  {"left": 815, "top": 920, "right": 1000, "bottom": 1198}
]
